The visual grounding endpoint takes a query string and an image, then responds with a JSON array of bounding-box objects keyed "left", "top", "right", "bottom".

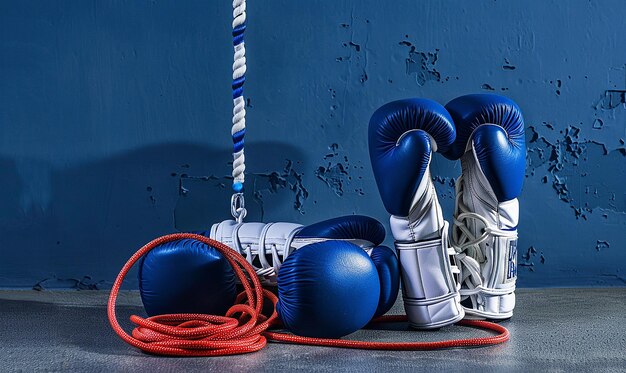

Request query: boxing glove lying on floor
[{"left": 139, "top": 215, "right": 400, "bottom": 338}]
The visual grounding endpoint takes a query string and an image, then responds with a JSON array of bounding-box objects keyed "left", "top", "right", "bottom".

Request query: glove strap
[{"left": 394, "top": 222, "right": 464, "bottom": 329}]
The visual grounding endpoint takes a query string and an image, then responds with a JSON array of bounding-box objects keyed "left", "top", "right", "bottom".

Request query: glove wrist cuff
[{"left": 394, "top": 223, "right": 465, "bottom": 329}]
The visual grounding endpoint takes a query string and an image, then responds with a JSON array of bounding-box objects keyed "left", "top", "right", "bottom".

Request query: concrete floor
[{"left": 0, "top": 288, "right": 625, "bottom": 372}]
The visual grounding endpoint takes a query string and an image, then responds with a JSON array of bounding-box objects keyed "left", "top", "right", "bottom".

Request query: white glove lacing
[
  {"left": 225, "top": 221, "right": 378, "bottom": 285},
  {"left": 451, "top": 176, "right": 517, "bottom": 306},
  {"left": 230, "top": 223, "right": 302, "bottom": 283}
]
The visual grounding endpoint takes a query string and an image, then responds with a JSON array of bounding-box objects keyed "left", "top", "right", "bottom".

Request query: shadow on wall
[
  {"left": 0, "top": 158, "right": 23, "bottom": 229},
  {"left": 0, "top": 141, "right": 307, "bottom": 289}
]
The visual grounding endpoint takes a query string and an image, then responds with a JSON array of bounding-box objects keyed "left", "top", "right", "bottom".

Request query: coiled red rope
[{"left": 108, "top": 233, "right": 509, "bottom": 356}]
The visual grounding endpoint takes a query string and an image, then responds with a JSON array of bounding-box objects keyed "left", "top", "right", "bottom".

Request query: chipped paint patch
[
  {"left": 315, "top": 163, "right": 349, "bottom": 196},
  {"left": 520, "top": 246, "right": 546, "bottom": 272},
  {"left": 315, "top": 143, "right": 366, "bottom": 197},
  {"left": 594, "top": 90, "right": 626, "bottom": 110},
  {"left": 252, "top": 160, "right": 309, "bottom": 217},
  {"left": 481, "top": 83, "right": 509, "bottom": 92},
  {"left": 399, "top": 41, "right": 441, "bottom": 86},
  {"left": 592, "top": 118, "right": 604, "bottom": 129},
  {"left": 175, "top": 160, "right": 309, "bottom": 223},
  {"left": 315, "top": 143, "right": 350, "bottom": 196},
  {"left": 179, "top": 174, "right": 223, "bottom": 196},
  {"left": 336, "top": 21, "right": 369, "bottom": 84},
  {"left": 33, "top": 276, "right": 105, "bottom": 291},
  {"left": 526, "top": 125, "right": 625, "bottom": 219},
  {"left": 432, "top": 176, "right": 455, "bottom": 200},
  {"left": 502, "top": 58, "right": 516, "bottom": 70},
  {"left": 595, "top": 240, "right": 610, "bottom": 251}
]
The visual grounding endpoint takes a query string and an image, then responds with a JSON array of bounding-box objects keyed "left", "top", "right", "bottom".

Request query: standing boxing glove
[
  {"left": 369, "top": 99, "right": 464, "bottom": 329},
  {"left": 443, "top": 94, "right": 525, "bottom": 320},
  {"left": 210, "top": 215, "right": 400, "bottom": 318}
]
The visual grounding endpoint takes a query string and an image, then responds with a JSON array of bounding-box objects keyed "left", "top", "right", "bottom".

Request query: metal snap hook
[{"left": 231, "top": 193, "right": 247, "bottom": 223}]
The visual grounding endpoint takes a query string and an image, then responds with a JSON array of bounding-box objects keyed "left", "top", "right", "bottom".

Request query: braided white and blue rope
[{"left": 231, "top": 0, "right": 246, "bottom": 193}]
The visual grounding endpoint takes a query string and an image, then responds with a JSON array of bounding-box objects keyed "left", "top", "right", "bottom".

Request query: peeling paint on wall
[
  {"left": 432, "top": 176, "right": 456, "bottom": 201},
  {"left": 399, "top": 41, "right": 443, "bottom": 86},
  {"left": 251, "top": 160, "right": 309, "bottom": 217},
  {"left": 481, "top": 83, "right": 509, "bottom": 92},
  {"left": 526, "top": 125, "right": 625, "bottom": 219},
  {"left": 33, "top": 276, "right": 106, "bottom": 291},
  {"left": 595, "top": 90, "right": 626, "bottom": 110},
  {"left": 315, "top": 143, "right": 367, "bottom": 198},
  {"left": 595, "top": 65, "right": 626, "bottom": 112},
  {"left": 595, "top": 240, "right": 610, "bottom": 251},
  {"left": 315, "top": 144, "right": 350, "bottom": 196},
  {"left": 337, "top": 20, "right": 370, "bottom": 85},
  {"left": 175, "top": 160, "right": 309, "bottom": 223},
  {"left": 519, "top": 246, "right": 546, "bottom": 272},
  {"left": 503, "top": 58, "right": 516, "bottom": 71},
  {"left": 1, "top": 1, "right": 625, "bottom": 288}
]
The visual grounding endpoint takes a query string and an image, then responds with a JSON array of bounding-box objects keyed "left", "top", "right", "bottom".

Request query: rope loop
[
  {"left": 107, "top": 233, "right": 279, "bottom": 356},
  {"left": 108, "top": 233, "right": 510, "bottom": 356}
]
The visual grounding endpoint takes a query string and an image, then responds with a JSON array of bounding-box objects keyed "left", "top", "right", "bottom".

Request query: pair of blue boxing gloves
[{"left": 139, "top": 94, "right": 526, "bottom": 338}]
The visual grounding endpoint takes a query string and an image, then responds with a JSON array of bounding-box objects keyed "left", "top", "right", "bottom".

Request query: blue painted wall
[{"left": 1, "top": 0, "right": 624, "bottom": 288}]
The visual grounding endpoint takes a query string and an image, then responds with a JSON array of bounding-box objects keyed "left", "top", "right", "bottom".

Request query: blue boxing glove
[
  {"left": 294, "top": 216, "right": 400, "bottom": 319},
  {"left": 369, "top": 98, "right": 464, "bottom": 329},
  {"left": 210, "top": 215, "right": 400, "bottom": 337},
  {"left": 443, "top": 94, "right": 526, "bottom": 320},
  {"left": 277, "top": 240, "right": 380, "bottom": 338},
  {"left": 138, "top": 239, "right": 237, "bottom": 317}
]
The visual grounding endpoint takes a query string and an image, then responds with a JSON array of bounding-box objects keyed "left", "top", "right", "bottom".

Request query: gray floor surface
[{"left": 0, "top": 288, "right": 625, "bottom": 372}]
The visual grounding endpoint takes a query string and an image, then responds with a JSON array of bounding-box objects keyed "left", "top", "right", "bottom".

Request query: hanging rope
[{"left": 231, "top": 0, "right": 247, "bottom": 222}]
